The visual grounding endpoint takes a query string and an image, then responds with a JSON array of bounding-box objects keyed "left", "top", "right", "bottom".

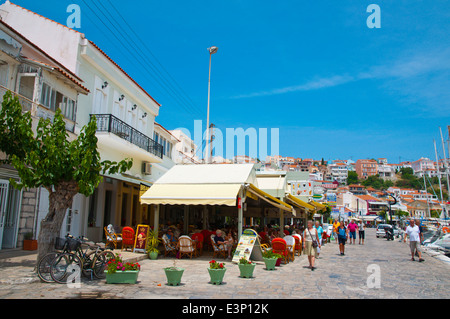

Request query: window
[{"left": 40, "top": 83, "right": 76, "bottom": 121}]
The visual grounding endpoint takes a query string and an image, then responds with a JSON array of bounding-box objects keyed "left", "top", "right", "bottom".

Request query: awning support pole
[
  {"left": 280, "top": 208, "right": 284, "bottom": 237},
  {"left": 154, "top": 204, "right": 160, "bottom": 235}
]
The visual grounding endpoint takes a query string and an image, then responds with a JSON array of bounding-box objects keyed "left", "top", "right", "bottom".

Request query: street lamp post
[{"left": 205, "top": 46, "right": 218, "bottom": 164}]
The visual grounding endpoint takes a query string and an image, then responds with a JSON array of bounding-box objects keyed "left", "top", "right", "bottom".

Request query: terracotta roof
[
  {"left": 355, "top": 195, "right": 381, "bottom": 202},
  {"left": 0, "top": 19, "right": 87, "bottom": 91}
]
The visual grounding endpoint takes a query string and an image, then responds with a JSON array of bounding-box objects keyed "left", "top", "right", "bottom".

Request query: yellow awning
[
  {"left": 140, "top": 183, "right": 242, "bottom": 206},
  {"left": 310, "top": 200, "right": 326, "bottom": 211},
  {"left": 246, "top": 184, "right": 294, "bottom": 213},
  {"left": 285, "top": 194, "right": 315, "bottom": 211}
]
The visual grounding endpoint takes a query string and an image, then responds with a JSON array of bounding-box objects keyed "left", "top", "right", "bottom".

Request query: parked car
[{"left": 376, "top": 224, "right": 399, "bottom": 238}]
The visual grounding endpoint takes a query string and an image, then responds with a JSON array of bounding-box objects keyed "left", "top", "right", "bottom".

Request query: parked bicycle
[{"left": 37, "top": 234, "right": 114, "bottom": 284}]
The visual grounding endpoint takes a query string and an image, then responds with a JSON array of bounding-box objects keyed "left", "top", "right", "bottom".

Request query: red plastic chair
[
  {"left": 121, "top": 226, "right": 135, "bottom": 251},
  {"left": 271, "top": 238, "right": 289, "bottom": 264},
  {"left": 293, "top": 234, "right": 302, "bottom": 256},
  {"left": 191, "top": 233, "right": 204, "bottom": 256}
]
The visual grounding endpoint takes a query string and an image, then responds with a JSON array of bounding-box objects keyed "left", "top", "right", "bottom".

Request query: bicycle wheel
[
  {"left": 92, "top": 250, "right": 115, "bottom": 279},
  {"left": 37, "top": 252, "right": 58, "bottom": 283},
  {"left": 50, "top": 253, "right": 82, "bottom": 284}
]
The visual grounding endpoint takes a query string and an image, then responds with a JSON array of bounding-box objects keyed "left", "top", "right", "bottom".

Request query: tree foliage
[{"left": 0, "top": 91, "right": 133, "bottom": 262}]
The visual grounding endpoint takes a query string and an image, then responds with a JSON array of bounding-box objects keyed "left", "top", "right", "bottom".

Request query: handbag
[{"left": 307, "top": 229, "right": 318, "bottom": 248}]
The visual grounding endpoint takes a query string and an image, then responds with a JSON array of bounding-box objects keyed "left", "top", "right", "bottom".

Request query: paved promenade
[{"left": 0, "top": 229, "right": 449, "bottom": 299}]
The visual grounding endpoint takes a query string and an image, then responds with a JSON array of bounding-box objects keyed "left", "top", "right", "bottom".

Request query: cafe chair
[
  {"left": 121, "top": 226, "right": 135, "bottom": 252},
  {"left": 293, "top": 234, "right": 302, "bottom": 256},
  {"left": 284, "top": 235, "right": 296, "bottom": 262},
  {"left": 191, "top": 233, "right": 204, "bottom": 256},
  {"left": 177, "top": 235, "right": 196, "bottom": 259},
  {"left": 162, "top": 234, "right": 177, "bottom": 257},
  {"left": 210, "top": 235, "right": 227, "bottom": 259},
  {"left": 104, "top": 224, "right": 122, "bottom": 250},
  {"left": 271, "top": 238, "right": 289, "bottom": 264}
]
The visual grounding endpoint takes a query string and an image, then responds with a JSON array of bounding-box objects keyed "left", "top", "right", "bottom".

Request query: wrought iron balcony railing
[{"left": 90, "top": 113, "right": 163, "bottom": 159}]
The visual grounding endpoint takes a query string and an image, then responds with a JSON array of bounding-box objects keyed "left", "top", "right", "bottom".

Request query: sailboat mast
[
  {"left": 434, "top": 139, "right": 444, "bottom": 204},
  {"left": 439, "top": 127, "right": 450, "bottom": 201}
]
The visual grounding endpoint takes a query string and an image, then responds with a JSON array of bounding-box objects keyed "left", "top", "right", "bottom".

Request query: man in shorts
[
  {"left": 332, "top": 219, "right": 340, "bottom": 243},
  {"left": 347, "top": 219, "right": 358, "bottom": 245},
  {"left": 404, "top": 220, "right": 424, "bottom": 262}
]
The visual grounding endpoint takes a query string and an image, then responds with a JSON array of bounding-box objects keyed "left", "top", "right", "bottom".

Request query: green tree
[
  {"left": 347, "top": 171, "right": 359, "bottom": 185},
  {"left": 0, "top": 92, "right": 133, "bottom": 263}
]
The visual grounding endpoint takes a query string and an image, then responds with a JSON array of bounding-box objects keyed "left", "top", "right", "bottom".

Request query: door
[{"left": 0, "top": 180, "right": 9, "bottom": 249}]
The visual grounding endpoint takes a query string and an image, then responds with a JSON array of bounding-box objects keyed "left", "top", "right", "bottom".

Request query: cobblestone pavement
[{"left": 0, "top": 229, "right": 449, "bottom": 299}]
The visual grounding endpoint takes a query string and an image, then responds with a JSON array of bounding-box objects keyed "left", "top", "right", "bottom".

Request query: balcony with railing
[
  {"left": 90, "top": 114, "right": 163, "bottom": 159},
  {"left": 0, "top": 85, "right": 76, "bottom": 133}
]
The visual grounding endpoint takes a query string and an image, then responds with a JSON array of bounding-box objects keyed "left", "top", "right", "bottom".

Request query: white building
[
  {"left": 0, "top": 18, "right": 89, "bottom": 249},
  {"left": 170, "top": 129, "right": 201, "bottom": 164},
  {"left": 0, "top": 1, "right": 176, "bottom": 241},
  {"left": 328, "top": 162, "right": 348, "bottom": 185}
]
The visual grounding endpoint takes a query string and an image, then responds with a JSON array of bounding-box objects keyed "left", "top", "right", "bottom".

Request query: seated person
[
  {"left": 214, "top": 229, "right": 233, "bottom": 259},
  {"left": 164, "top": 229, "right": 176, "bottom": 244}
]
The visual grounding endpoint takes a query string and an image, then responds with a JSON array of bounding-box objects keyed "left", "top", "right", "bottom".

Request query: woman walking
[
  {"left": 303, "top": 220, "right": 321, "bottom": 271},
  {"left": 358, "top": 219, "right": 365, "bottom": 245}
]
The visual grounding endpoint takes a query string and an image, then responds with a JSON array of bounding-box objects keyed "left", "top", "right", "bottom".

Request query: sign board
[
  {"left": 232, "top": 228, "right": 264, "bottom": 263},
  {"left": 133, "top": 224, "right": 149, "bottom": 253}
]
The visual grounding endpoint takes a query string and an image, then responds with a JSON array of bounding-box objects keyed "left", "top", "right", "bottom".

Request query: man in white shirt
[{"left": 404, "top": 220, "right": 424, "bottom": 262}]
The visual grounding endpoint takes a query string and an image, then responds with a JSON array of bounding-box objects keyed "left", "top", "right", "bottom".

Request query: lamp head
[{"left": 208, "top": 46, "right": 218, "bottom": 54}]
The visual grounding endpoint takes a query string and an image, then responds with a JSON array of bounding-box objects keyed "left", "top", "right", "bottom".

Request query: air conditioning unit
[{"left": 142, "top": 162, "right": 152, "bottom": 175}]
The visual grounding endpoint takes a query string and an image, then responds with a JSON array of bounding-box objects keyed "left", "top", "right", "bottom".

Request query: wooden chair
[
  {"left": 293, "top": 234, "right": 302, "bottom": 256},
  {"left": 104, "top": 224, "right": 122, "bottom": 250},
  {"left": 162, "top": 234, "right": 177, "bottom": 257},
  {"left": 191, "top": 233, "right": 204, "bottom": 256},
  {"left": 177, "top": 235, "right": 196, "bottom": 259},
  {"left": 210, "top": 235, "right": 227, "bottom": 259},
  {"left": 284, "top": 235, "right": 296, "bottom": 262},
  {"left": 121, "top": 226, "right": 135, "bottom": 251},
  {"left": 271, "top": 238, "right": 289, "bottom": 264}
]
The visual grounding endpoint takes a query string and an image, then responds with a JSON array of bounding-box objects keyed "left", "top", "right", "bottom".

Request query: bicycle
[
  {"left": 37, "top": 234, "right": 114, "bottom": 284},
  {"left": 50, "top": 235, "right": 115, "bottom": 284}
]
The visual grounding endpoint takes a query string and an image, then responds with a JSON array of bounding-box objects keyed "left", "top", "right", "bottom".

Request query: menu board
[
  {"left": 232, "top": 228, "right": 263, "bottom": 263},
  {"left": 133, "top": 224, "right": 149, "bottom": 253}
]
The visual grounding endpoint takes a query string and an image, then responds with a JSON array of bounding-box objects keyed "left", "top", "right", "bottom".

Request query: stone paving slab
[{"left": 0, "top": 229, "right": 449, "bottom": 299}]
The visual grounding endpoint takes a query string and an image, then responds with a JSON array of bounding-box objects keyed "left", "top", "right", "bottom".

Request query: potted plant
[
  {"left": 238, "top": 257, "right": 256, "bottom": 278},
  {"left": 208, "top": 260, "right": 226, "bottom": 285},
  {"left": 163, "top": 260, "right": 184, "bottom": 286},
  {"left": 104, "top": 253, "right": 141, "bottom": 284},
  {"left": 262, "top": 250, "right": 282, "bottom": 271},
  {"left": 146, "top": 228, "right": 161, "bottom": 260},
  {"left": 23, "top": 232, "right": 38, "bottom": 251}
]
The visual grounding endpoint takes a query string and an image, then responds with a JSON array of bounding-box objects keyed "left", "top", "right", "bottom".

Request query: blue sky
[{"left": 6, "top": 0, "right": 450, "bottom": 163}]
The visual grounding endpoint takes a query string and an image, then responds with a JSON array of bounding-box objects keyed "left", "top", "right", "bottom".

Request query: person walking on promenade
[
  {"left": 314, "top": 221, "right": 324, "bottom": 258},
  {"left": 404, "top": 219, "right": 424, "bottom": 262},
  {"left": 337, "top": 222, "right": 348, "bottom": 256},
  {"left": 347, "top": 219, "right": 358, "bottom": 245},
  {"left": 332, "top": 219, "right": 340, "bottom": 243},
  {"left": 303, "top": 220, "right": 321, "bottom": 271},
  {"left": 358, "top": 219, "right": 366, "bottom": 245},
  {"left": 414, "top": 219, "right": 424, "bottom": 258}
]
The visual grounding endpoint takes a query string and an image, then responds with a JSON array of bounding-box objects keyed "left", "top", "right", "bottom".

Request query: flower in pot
[
  {"left": 262, "top": 250, "right": 282, "bottom": 271},
  {"left": 23, "top": 231, "right": 38, "bottom": 251},
  {"left": 208, "top": 260, "right": 226, "bottom": 285},
  {"left": 146, "top": 228, "right": 161, "bottom": 260},
  {"left": 238, "top": 257, "right": 256, "bottom": 278},
  {"left": 163, "top": 260, "right": 184, "bottom": 286},
  {"left": 105, "top": 253, "right": 141, "bottom": 284}
]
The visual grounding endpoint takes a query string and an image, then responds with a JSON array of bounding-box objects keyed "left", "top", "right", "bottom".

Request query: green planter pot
[
  {"left": 105, "top": 270, "right": 139, "bottom": 284},
  {"left": 208, "top": 268, "right": 226, "bottom": 285},
  {"left": 263, "top": 257, "right": 277, "bottom": 270},
  {"left": 164, "top": 267, "right": 185, "bottom": 286},
  {"left": 149, "top": 251, "right": 158, "bottom": 260},
  {"left": 238, "top": 263, "right": 256, "bottom": 278}
]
